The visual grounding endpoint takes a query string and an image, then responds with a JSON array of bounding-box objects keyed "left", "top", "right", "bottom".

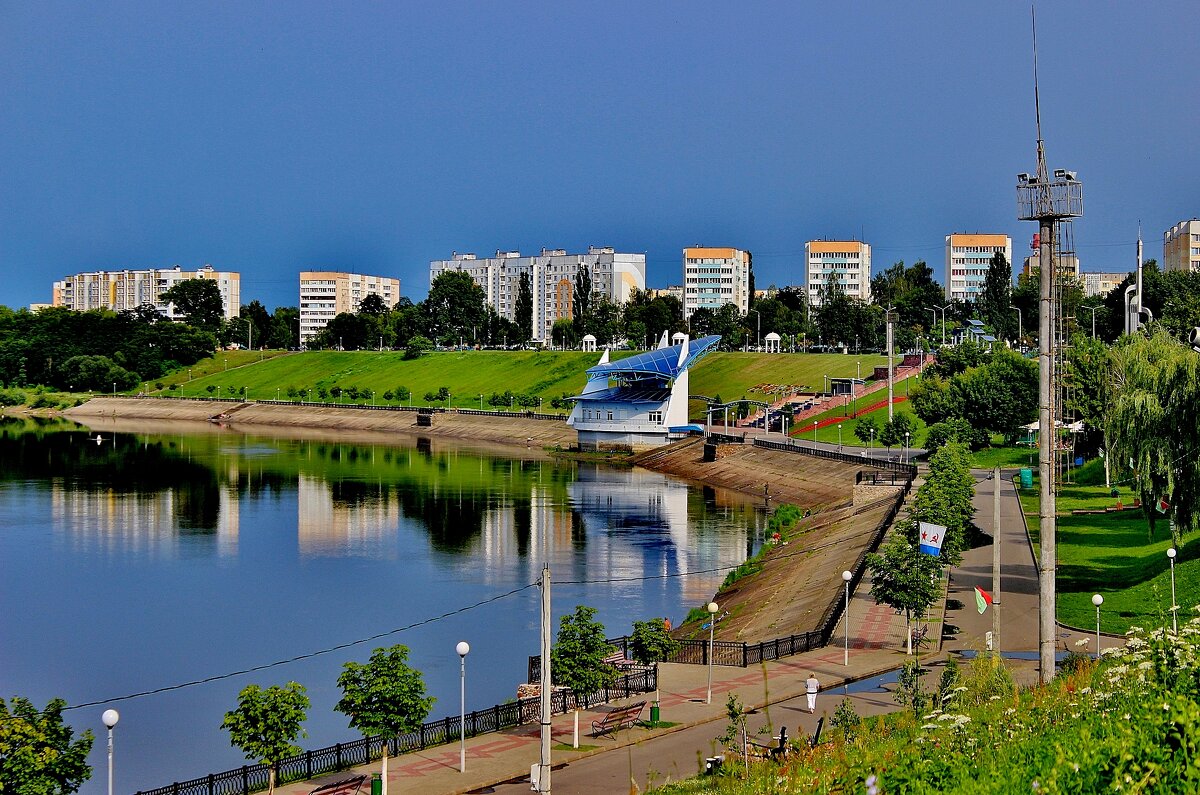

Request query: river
[{"left": 0, "top": 416, "right": 763, "bottom": 793}]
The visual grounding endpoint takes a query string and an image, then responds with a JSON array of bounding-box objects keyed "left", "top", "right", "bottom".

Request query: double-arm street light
[
  {"left": 1080, "top": 305, "right": 1101, "bottom": 339},
  {"left": 927, "top": 304, "right": 948, "bottom": 346}
]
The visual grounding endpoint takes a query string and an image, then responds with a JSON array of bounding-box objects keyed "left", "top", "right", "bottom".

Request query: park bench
[
  {"left": 603, "top": 651, "right": 636, "bottom": 670},
  {"left": 590, "top": 700, "right": 646, "bottom": 739},
  {"left": 748, "top": 726, "right": 790, "bottom": 760},
  {"left": 308, "top": 775, "right": 367, "bottom": 795},
  {"left": 912, "top": 624, "right": 932, "bottom": 649}
]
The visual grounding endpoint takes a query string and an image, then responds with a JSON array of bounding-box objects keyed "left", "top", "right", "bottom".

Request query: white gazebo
[
  {"left": 764, "top": 332, "right": 782, "bottom": 353},
  {"left": 671, "top": 332, "right": 688, "bottom": 346},
  {"left": 581, "top": 334, "right": 598, "bottom": 352}
]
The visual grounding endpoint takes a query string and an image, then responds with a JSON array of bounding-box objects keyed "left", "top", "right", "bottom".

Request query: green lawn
[
  {"left": 969, "top": 445, "right": 1038, "bottom": 470},
  {"left": 1017, "top": 458, "right": 1199, "bottom": 633},
  {"left": 787, "top": 401, "right": 926, "bottom": 447},
  {"left": 145, "top": 349, "right": 886, "bottom": 415}
]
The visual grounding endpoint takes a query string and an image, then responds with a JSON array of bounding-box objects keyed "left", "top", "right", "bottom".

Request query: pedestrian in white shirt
[{"left": 805, "top": 672, "right": 820, "bottom": 713}]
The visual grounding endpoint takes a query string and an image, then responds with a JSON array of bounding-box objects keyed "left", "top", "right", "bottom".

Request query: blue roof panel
[{"left": 585, "top": 335, "right": 722, "bottom": 381}]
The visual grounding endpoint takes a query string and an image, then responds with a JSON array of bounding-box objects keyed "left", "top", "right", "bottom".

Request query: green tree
[
  {"left": 404, "top": 335, "right": 433, "bottom": 360},
  {"left": 571, "top": 264, "right": 593, "bottom": 336},
  {"left": 551, "top": 317, "right": 576, "bottom": 349},
  {"left": 0, "top": 696, "right": 93, "bottom": 795},
  {"left": 629, "top": 618, "right": 680, "bottom": 704},
  {"left": 879, "top": 411, "right": 917, "bottom": 451},
  {"left": 865, "top": 532, "right": 942, "bottom": 655},
  {"left": 221, "top": 682, "right": 310, "bottom": 795},
  {"left": 424, "top": 271, "right": 487, "bottom": 346},
  {"left": 551, "top": 605, "right": 618, "bottom": 747},
  {"left": 949, "top": 348, "right": 1038, "bottom": 441},
  {"left": 909, "top": 441, "right": 975, "bottom": 566},
  {"left": 1107, "top": 329, "right": 1200, "bottom": 542},
  {"left": 1065, "top": 334, "right": 1113, "bottom": 456},
  {"left": 514, "top": 272, "right": 533, "bottom": 343},
  {"left": 854, "top": 415, "right": 880, "bottom": 447},
  {"left": 160, "top": 278, "right": 225, "bottom": 331},
  {"left": 977, "top": 252, "right": 1015, "bottom": 341},
  {"left": 335, "top": 645, "right": 435, "bottom": 792}
]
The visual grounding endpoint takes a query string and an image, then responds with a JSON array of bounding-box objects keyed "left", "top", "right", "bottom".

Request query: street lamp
[
  {"left": 456, "top": 641, "right": 470, "bottom": 773},
  {"left": 478, "top": 393, "right": 484, "bottom": 410},
  {"left": 705, "top": 602, "right": 719, "bottom": 704},
  {"left": 112, "top": 382, "right": 116, "bottom": 397},
  {"left": 837, "top": 423, "right": 843, "bottom": 449},
  {"left": 812, "top": 419, "right": 818, "bottom": 445},
  {"left": 1091, "top": 593, "right": 1104, "bottom": 659},
  {"left": 1080, "top": 305, "right": 1101, "bottom": 339},
  {"left": 842, "top": 570, "right": 853, "bottom": 666},
  {"left": 904, "top": 431, "right": 911, "bottom": 463},
  {"left": 102, "top": 709, "right": 119, "bottom": 795},
  {"left": 927, "top": 304, "right": 948, "bottom": 346},
  {"left": 870, "top": 426, "right": 875, "bottom": 453},
  {"left": 1168, "top": 548, "right": 1178, "bottom": 634}
]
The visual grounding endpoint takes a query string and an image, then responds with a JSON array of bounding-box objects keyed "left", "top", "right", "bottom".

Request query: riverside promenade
[{"left": 275, "top": 463, "right": 1077, "bottom": 795}]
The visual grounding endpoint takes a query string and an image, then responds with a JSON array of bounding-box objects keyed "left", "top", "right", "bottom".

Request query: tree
[
  {"left": 551, "top": 605, "right": 618, "bottom": 747},
  {"left": 854, "top": 415, "right": 880, "bottom": 447},
  {"left": 335, "top": 645, "right": 434, "bottom": 795},
  {"left": 976, "top": 252, "right": 1015, "bottom": 341},
  {"left": 221, "top": 682, "right": 310, "bottom": 795},
  {"left": 160, "top": 279, "right": 225, "bottom": 331},
  {"left": 1107, "top": 329, "right": 1200, "bottom": 542},
  {"left": 514, "top": 272, "right": 533, "bottom": 343},
  {"left": 424, "top": 271, "right": 487, "bottom": 346},
  {"left": 879, "top": 411, "right": 917, "bottom": 451},
  {"left": 629, "top": 618, "right": 680, "bottom": 704},
  {"left": 949, "top": 348, "right": 1038, "bottom": 442},
  {"left": 0, "top": 696, "right": 93, "bottom": 795},
  {"left": 1065, "top": 334, "right": 1113, "bottom": 456},
  {"left": 909, "top": 441, "right": 975, "bottom": 566},
  {"left": 866, "top": 532, "right": 942, "bottom": 655},
  {"left": 357, "top": 293, "right": 390, "bottom": 317},
  {"left": 551, "top": 317, "right": 576, "bottom": 349},
  {"left": 571, "top": 264, "right": 593, "bottom": 336}
]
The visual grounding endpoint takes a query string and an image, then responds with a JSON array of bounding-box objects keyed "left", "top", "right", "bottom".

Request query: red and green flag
[
  {"left": 1157, "top": 497, "right": 1170, "bottom": 514},
  {"left": 974, "top": 586, "right": 994, "bottom": 615}
]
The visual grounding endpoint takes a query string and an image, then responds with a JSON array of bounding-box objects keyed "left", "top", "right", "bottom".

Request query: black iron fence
[
  {"left": 753, "top": 437, "right": 918, "bottom": 477},
  {"left": 133, "top": 667, "right": 654, "bottom": 795}
]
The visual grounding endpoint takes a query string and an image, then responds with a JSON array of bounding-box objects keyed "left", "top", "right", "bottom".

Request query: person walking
[{"left": 805, "top": 672, "right": 820, "bottom": 713}]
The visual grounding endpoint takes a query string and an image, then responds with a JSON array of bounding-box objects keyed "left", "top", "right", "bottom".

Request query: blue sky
[{"left": 2, "top": 2, "right": 1197, "bottom": 311}]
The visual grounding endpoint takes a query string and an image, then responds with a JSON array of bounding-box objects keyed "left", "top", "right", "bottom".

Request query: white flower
[{"left": 1074, "top": 638, "right": 1090, "bottom": 647}]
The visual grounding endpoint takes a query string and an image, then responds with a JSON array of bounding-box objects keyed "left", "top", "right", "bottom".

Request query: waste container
[
  {"left": 371, "top": 773, "right": 382, "bottom": 795},
  {"left": 649, "top": 702, "right": 660, "bottom": 726},
  {"left": 1019, "top": 468, "right": 1033, "bottom": 489}
]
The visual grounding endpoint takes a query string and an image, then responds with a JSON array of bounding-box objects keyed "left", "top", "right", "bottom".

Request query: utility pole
[
  {"left": 885, "top": 308, "right": 896, "bottom": 421},
  {"left": 538, "top": 565, "right": 552, "bottom": 793},
  {"left": 992, "top": 466, "right": 1002, "bottom": 651},
  {"left": 1016, "top": 8, "right": 1083, "bottom": 683}
]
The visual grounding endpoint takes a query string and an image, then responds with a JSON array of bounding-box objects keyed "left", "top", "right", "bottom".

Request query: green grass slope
[{"left": 149, "top": 350, "right": 887, "bottom": 416}]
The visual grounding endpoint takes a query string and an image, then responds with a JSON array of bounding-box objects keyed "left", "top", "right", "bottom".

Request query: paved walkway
[{"left": 279, "top": 467, "right": 1070, "bottom": 795}]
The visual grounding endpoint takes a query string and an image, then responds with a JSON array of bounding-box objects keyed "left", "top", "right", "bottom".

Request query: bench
[
  {"left": 603, "top": 651, "right": 635, "bottom": 670},
  {"left": 912, "top": 624, "right": 931, "bottom": 649},
  {"left": 309, "top": 775, "right": 367, "bottom": 795},
  {"left": 590, "top": 701, "right": 646, "bottom": 739},
  {"left": 748, "top": 726, "right": 790, "bottom": 761}
]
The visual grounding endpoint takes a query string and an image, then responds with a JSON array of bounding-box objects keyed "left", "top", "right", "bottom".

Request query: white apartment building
[
  {"left": 428, "top": 247, "right": 645, "bottom": 343},
  {"left": 299, "top": 271, "right": 401, "bottom": 346},
  {"left": 1163, "top": 219, "right": 1200, "bottom": 273},
  {"left": 1081, "top": 271, "right": 1130, "bottom": 298},
  {"left": 945, "top": 234, "right": 1012, "bottom": 302},
  {"left": 52, "top": 265, "right": 240, "bottom": 320},
  {"left": 805, "top": 241, "right": 871, "bottom": 307},
  {"left": 682, "top": 247, "right": 751, "bottom": 320}
]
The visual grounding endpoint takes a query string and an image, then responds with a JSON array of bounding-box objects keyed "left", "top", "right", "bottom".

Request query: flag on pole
[
  {"left": 1157, "top": 497, "right": 1170, "bottom": 514},
  {"left": 918, "top": 522, "right": 946, "bottom": 556},
  {"left": 975, "top": 586, "right": 994, "bottom": 615}
]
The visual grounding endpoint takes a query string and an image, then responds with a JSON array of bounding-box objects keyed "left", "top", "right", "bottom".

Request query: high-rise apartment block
[
  {"left": 299, "top": 271, "right": 401, "bottom": 346},
  {"left": 1021, "top": 253, "right": 1081, "bottom": 281},
  {"left": 805, "top": 241, "right": 871, "bottom": 307},
  {"left": 682, "top": 247, "right": 751, "bottom": 320},
  {"left": 1163, "top": 219, "right": 1200, "bottom": 273},
  {"left": 945, "top": 234, "right": 1012, "bottom": 301},
  {"left": 428, "top": 247, "right": 645, "bottom": 343},
  {"left": 52, "top": 265, "right": 240, "bottom": 320},
  {"left": 1081, "top": 271, "right": 1129, "bottom": 298}
]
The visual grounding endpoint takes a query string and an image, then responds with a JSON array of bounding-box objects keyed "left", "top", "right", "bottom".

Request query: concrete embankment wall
[{"left": 66, "top": 398, "right": 577, "bottom": 449}]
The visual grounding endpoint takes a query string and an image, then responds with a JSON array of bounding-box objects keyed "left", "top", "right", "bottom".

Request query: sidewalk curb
[{"left": 440, "top": 659, "right": 910, "bottom": 795}]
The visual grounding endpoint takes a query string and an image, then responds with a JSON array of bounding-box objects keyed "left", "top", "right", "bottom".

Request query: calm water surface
[{"left": 0, "top": 418, "right": 763, "bottom": 793}]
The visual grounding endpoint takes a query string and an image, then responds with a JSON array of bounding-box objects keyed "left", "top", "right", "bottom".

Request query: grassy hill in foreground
[{"left": 149, "top": 350, "right": 888, "bottom": 417}]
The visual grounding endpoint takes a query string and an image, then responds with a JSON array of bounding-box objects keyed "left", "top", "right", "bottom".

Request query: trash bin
[
  {"left": 649, "top": 702, "right": 660, "bottom": 726},
  {"left": 1019, "top": 468, "right": 1033, "bottom": 489},
  {"left": 371, "top": 773, "right": 382, "bottom": 795}
]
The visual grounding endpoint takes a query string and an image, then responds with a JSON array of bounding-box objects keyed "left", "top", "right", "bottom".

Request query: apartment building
[
  {"left": 1021, "top": 253, "right": 1081, "bottom": 281},
  {"left": 52, "top": 265, "right": 240, "bottom": 320},
  {"left": 805, "top": 240, "right": 871, "bottom": 307},
  {"left": 298, "top": 271, "right": 401, "bottom": 346},
  {"left": 1081, "top": 271, "right": 1130, "bottom": 298},
  {"left": 1163, "top": 219, "right": 1200, "bottom": 273},
  {"left": 682, "top": 247, "right": 751, "bottom": 320},
  {"left": 945, "top": 234, "right": 1012, "bottom": 301},
  {"left": 428, "top": 247, "right": 645, "bottom": 343}
]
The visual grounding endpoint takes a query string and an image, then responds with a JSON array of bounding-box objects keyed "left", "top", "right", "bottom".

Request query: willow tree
[{"left": 1106, "top": 329, "right": 1200, "bottom": 542}]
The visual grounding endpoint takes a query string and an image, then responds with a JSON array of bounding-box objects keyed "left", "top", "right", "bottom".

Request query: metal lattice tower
[{"left": 1015, "top": 7, "right": 1083, "bottom": 685}]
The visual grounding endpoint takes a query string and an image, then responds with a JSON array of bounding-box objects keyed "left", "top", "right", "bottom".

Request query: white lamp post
[
  {"left": 1168, "top": 548, "right": 1178, "bottom": 634},
  {"left": 1092, "top": 594, "right": 1104, "bottom": 659},
  {"left": 102, "top": 709, "right": 119, "bottom": 795},
  {"left": 812, "top": 420, "right": 818, "bottom": 445},
  {"left": 705, "top": 602, "right": 719, "bottom": 704},
  {"left": 837, "top": 423, "right": 843, "bottom": 449},
  {"left": 842, "top": 570, "right": 853, "bottom": 666},
  {"left": 456, "top": 641, "right": 470, "bottom": 773},
  {"left": 904, "top": 431, "right": 911, "bottom": 463}
]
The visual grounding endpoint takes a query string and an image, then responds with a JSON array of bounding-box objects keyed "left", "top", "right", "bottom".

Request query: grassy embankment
[
  {"left": 141, "top": 350, "right": 887, "bottom": 419},
  {"left": 1018, "top": 457, "right": 1200, "bottom": 633}
]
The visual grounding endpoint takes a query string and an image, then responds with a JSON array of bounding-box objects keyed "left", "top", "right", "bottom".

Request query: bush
[
  {"left": 404, "top": 336, "right": 432, "bottom": 360},
  {"left": 0, "top": 388, "right": 26, "bottom": 407}
]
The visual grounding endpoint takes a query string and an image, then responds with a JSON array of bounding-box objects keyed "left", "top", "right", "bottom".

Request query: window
[
  {"left": 648, "top": 410, "right": 663, "bottom": 424},
  {"left": 607, "top": 410, "right": 614, "bottom": 421}
]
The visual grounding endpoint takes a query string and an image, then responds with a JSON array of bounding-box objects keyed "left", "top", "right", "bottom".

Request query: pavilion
[{"left": 567, "top": 333, "right": 721, "bottom": 452}]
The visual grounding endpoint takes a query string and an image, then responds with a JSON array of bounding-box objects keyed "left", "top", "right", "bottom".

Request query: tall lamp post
[
  {"left": 1167, "top": 548, "right": 1178, "bottom": 634},
  {"left": 927, "top": 304, "right": 948, "bottom": 346},
  {"left": 904, "top": 431, "right": 911, "bottom": 463},
  {"left": 842, "top": 570, "right": 853, "bottom": 666},
  {"left": 812, "top": 419, "right": 818, "bottom": 445},
  {"left": 1080, "top": 305, "right": 1100, "bottom": 339},
  {"left": 102, "top": 709, "right": 119, "bottom": 795},
  {"left": 456, "top": 641, "right": 470, "bottom": 772},
  {"left": 1091, "top": 594, "right": 1103, "bottom": 659},
  {"left": 837, "top": 423, "right": 843, "bottom": 449},
  {"left": 705, "top": 602, "right": 719, "bottom": 704}
]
